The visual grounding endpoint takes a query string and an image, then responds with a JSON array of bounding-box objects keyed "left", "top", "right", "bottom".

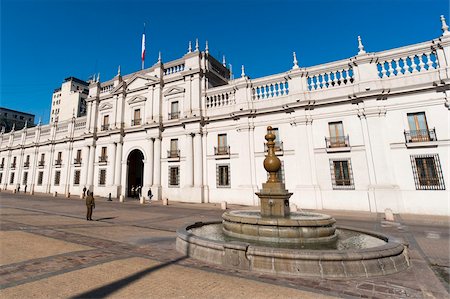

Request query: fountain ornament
[{"left": 177, "top": 126, "right": 410, "bottom": 278}]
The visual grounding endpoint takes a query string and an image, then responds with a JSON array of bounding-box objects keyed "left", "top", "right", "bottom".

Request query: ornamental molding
[
  {"left": 163, "top": 86, "right": 185, "bottom": 96},
  {"left": 99, "top": 102, "right": 113, "bottom": 111},
  {"left": 127, "top": 95, "right": 147, "bottom": 105}
]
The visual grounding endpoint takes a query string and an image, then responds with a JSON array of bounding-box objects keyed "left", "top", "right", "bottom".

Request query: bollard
[
  {"left": 30, "top": 190, "right": 34, "bottom": 195},
  {"left": 53, "top": 191, "right": 58, "bottom": 197},
  {"left": 384, "top": 208, "right": 395, "bottom": 222},
  {"left": 66, "top": 192, "right": 70, "bottom": 198},
  {"left": 80, "top": 193, "right": 84, "bottom": 199},
  {"left": 221, "top": 201, "right": 227, "bottom": 210},
  {"left": 108, "top": 193, "right": 112, "bottom": 201},
  {"left": 13, "top": 189, "right": 17, "bottom": 194},
  {"left": 140, "top": 196, "right": 144, "bottom": 204},
  {"left": 119, "top": 195, "right": 124, "bottom": 203},
  {"left": 163, "top": 198, "right": 169, "bottom": 205}
]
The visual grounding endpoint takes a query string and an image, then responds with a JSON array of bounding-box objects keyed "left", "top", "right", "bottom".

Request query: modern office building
[
  {"left": 1, "top": 17, "right": 449, "bottom": 216},
  {"left": 0, "top": 107, "right": 35, "bottom": 133}
]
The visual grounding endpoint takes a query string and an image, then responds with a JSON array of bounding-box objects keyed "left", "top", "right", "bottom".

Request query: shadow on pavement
[
  {"left": 70, "top": 255, "right": 188, "bottom": 298},
  {"left": 95, "top": 217, "right": 117, "bottom": 221}
]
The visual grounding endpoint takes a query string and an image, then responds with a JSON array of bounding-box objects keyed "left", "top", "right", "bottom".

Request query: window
[
  {"left": 410, "top": 154, "right": 445, "bottom": 190},
  {"left": 217, "top": 164, "right": 230, "bottom": 187},
  {"left": 24, "top": 155, "right": 30, "bottom": 167},
  {"left": 169, "top": 166, "right": 179, "bottom": 187},
  {"left": 10, "top": 172, "right": 15, "bottom": 184},
  {"left": 169, "top": 101, "right": 179, "bottom": 119},
  {"left": 39, "top": 154, "right": 45, "bottom": 166},
  {"left": 215, "top": 134, "right": 229, "bottom": 155},
  {"left": 327, "top": 121, "right": 348, "bottom": 148},
  {"left": 169, "top": 139, "right": 179, "bottom": 158},
  {"left": 75, "top": 149, "right": 82, "bottom": 164},
  {"left": 55, "top": 152, "right": 62, "bottom": 165},
  {"left": 330, "top": 159, "right": 354, "bottom": 190},
  {"left": 406, "top": 112, "right": 435, "bottom": 142},
  {"left": 22, "top": 172, "right": 28, "bottom": 185},
  {"left": 102, "top": 115, "right": 109, "bottom": 131},
  {"left": 1, "top": 157, "right": 4, "bottom": 168},
  {"left": 132, "top": 109, "right": 141, "bottom": 125},
  {"left": 99, "top": 169, "right": 106, "bottom": 186},
  {"left": 99, "top": 147, "right": 108, "bottom": 162},
  {"left": 0, "top": 173, "right": 3, "bottom": 184},
  {"left": 74, "top": 170, "right": 81, "bottom": 185},
  {"left": 12, "top": 156, "right": 16, "bottom": 168},
  {"left": 54, "top": 171, "right": 61, "bottom": 186},
  {"left": 37, "top": 171, "right": 44, "bottom": 185}
]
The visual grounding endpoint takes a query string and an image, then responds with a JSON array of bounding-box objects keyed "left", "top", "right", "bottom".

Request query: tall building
[
  {"left": 0, "top": 107, "right": 35, "bottom": 133},
  {"left": 1, "top": 17, "right": 449, "bottom": 216},
  {"left": 50, "top": 77, "right": 89, "bottom": 123}
]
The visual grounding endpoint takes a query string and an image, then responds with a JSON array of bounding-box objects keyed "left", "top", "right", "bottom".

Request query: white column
[
  {"left": 86, "top": 101, "right": 93, "bottom": 131},
  {"left": 153, "top": 138, "right": 161, "bottom": 186},
  {"left": 30, "top": 146, "right": 39, "bottom": 192},
  {"left": 87, "top": 145, "right": 95, "bottom": 189},
  {"left": 193, "top": 133, "right": 203, "bottom": 187},
  {"left": 64, "top": 144, "right": 73, "bottom": 195},
  {"left": 145, "top": 138, "right": 154, "bottom": 187},
  {"left": 108, "top": 143, "right": 116, "bottom": 186},
  {"left": 185, "top": 133, "right": 194, "bottom": 187},
  {"left": 81, "top": 146, "right": 89, "bottom": 188},
  {"left": 114, "top": 142, "right": 123, "bottom": 186}
]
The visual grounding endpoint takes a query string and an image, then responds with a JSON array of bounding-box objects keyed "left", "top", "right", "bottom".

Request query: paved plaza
[{"left": 0, "top": 191, "right": 449, "bottom": 298}]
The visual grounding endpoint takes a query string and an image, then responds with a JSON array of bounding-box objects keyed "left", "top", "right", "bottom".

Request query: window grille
[
  {"left": 330, "top": 159, "right": 354, "bottom": 190},
  {"left": 169, "top": 166, "right": 179, "bottom": 187},
  {"left": 216, "top": 164, "right": 231, "bottom": 187},
  {"left": 37, "top": 171, "right": 43, "bottom": 186},
  {"left": 54, "top": 171, "right": 61, "bottom": 186},
  {"left": 22, "top": 172, "right": 28, "bottom": 185},
  {"left": 74, "top": 170, "right": 81, "bottom": 186},
  {"left": 410, "top": 154, "right": 445, "bottom": 190},
  {"left": 99, "top": 169, "right": 106, "bottom": 186},
  {"left": 9, "top": 172, "right": 15, "bottom": 184}
]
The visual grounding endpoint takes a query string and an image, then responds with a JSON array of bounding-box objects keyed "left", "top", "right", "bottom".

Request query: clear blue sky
[{"left": 1, "top": 0, "right": 448, "bottom": 124}]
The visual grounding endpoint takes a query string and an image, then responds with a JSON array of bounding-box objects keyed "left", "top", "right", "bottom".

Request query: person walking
[
  {"left": 82, "top": 186, "right": 87, "bottom": 198},
  {"left": 85, "top": 191, "right": 95, "bottom": 221},
  {"left": 147, "top": 189, "right": 153, "bottom": 202},
  {"left": 131, "top": 185, "right": 135, "bottom": 198}
]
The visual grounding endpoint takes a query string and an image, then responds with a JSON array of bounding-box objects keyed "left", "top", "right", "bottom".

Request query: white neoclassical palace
[{"left": 1, "top": 17, "right": 449, "bottom": 216}]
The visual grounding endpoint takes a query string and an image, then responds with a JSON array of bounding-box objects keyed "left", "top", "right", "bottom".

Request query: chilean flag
[{"left": 141, "top": 32, "right": 146, "bottom": 65}]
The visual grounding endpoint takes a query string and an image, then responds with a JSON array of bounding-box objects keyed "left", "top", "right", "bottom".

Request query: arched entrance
[{"left": 127, "top": 149, "right": 144, "bottom": 198}]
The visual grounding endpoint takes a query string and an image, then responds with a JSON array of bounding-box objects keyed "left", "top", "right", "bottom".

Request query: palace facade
[{"left": 1, "top": 18, "right": 449, "bottom": 216}]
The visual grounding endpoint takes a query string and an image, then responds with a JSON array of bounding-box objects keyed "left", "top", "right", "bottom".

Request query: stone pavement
[{"left": 0, "top": 191, "right": 449, "bottom": 298}]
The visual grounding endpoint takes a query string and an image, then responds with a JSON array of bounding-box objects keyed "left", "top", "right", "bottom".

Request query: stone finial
[
  {"left": 441, "top": 15, "right": 450, "bottom": 36},
  {"left": 117, "top": 65, "right": 121, "bottom": 76},
  {"left": 158, "top": 51, "right": 162, "bottom": 63},
  {"left": 38, "top": 117, "right": 42, "bottom": 126},
  {"left": 357, "top": 36, "right": 366, "bottom": 55},
  {"left": 205, "top": 40, "right": 209, "bottom": 54},
  {"left": 292, "top": 52, "right": 299, "bottom": 69},
  {"left": 97, "top": 73, "right": 100, "bottom": 82},
  {"left": 241, "top": 65, "right": 246, "bottom": 78},
  {"left": 188, "top": 41, "right": 192, "bottom": 53},
  {"left": 222, "top": 55, "right": 226, "bottom": 67},
  {"left": 263, "top": 126, "right": 281, "bottom": 183},
  {"left": 11, "top": 123, "right": 15, "bottom": 132},
  {"left": 24, "top": 120, "right": 28, "bottom": 130},
  {"left": 229, "top": 64, "right": 233, "bottom": 79},
  {"left": 195, "top": 38, "right": 199, "bottom": 51}
]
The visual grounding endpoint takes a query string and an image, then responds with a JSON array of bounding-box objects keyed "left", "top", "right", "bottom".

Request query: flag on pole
[{"left": 141, "top": 23, "right": 146, "bottom": 69}]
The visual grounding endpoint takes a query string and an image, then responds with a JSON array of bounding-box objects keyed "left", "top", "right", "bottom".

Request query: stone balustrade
[
  {"left": 307, "top": 61, "right": 354, "bottom": 91},
  {"left": 252, "top": 75, "right": 289, "bottom": 100},
  {"left": 100, "top": 83, "right": 114, "bottom": 94},
  {"left": 164, "top": 63, "right": 185, "bottom": 75}
]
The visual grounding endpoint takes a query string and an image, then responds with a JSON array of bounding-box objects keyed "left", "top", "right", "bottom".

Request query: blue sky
[{"left": 1, "top": 0, "right": 448, "bottom": 124}]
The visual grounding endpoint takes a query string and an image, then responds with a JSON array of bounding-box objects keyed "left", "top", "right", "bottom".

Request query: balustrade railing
[
  {"left": 10, "top": 163, "right": 16, "bottom": 169},
  {"left": 253, "top": 77, "right": 289, "bottom": 100},
  {"left": 38, "top": 161, "right": 45, "bottom": 167},
  {"left": 404, "top": 129, "right": 437, "bottom": 143},
  {"left": 164, "top": 63, "right": 185, "bottom": 75},
  {"left": 131, "top": 119, "right": 141, "bottom": 126},
  {"left": 24, "top": 161, "right": 30, "bottom": 168},
  {"left": 101, "top": 124, "right": 109, "bottom": 131},
  {"left": 74, "top": 158, "right": 82, "bottom": 165},
  {"left": 54, "top": 159, "right": 62, "bottom": 166},
  {"left": 307, "top": 66, "right": 354, "bottom": 90},
  {"left": 377, "top": 50, "right": 438, "bottom": 78},
  {"left": 206, "top": 90, "right": 235, "bottom": 108},
  {"left": 98, "top": 155, "right": 108, "bottom": 163},
  {"left": 74, "top": 119, "right": 87, "bottom": 130},
  {"left": 0, "top": 164, "right": 3, "bottom": 170},
  {"left": 100, "top": 83, "right": 114, "bottom": 94},
  {"left": 168, "top": 112, "right": 180, "bottom": 120}
]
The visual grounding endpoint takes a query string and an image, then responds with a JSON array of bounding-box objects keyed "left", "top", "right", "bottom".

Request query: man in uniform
[{"left": 86, "top": 191, "right": 95, "bottom": 221}]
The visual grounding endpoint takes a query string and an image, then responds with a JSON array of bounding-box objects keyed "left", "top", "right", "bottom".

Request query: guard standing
[{"left": 86, "top": 191, "right": 95, "bottom": 221}]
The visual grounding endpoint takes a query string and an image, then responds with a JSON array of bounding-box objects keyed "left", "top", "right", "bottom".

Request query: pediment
[
  {"left": 111, "top": 81, "right": 125, "bottom": 95},
  {"left": 163, "top": 86, "right": 185, "bottom": 96},
  {"left": 126, "top": 74, "right": 159, "bottom": 91},
  {"left": 127, "top": 95, "right": 147, "bottom": 105},
  {"left": 99, "top": 102, "right": 113, "bottom": 111}
]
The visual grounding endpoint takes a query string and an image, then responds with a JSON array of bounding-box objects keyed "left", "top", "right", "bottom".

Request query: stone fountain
[{"left": 177, "top": 126, "right": 410, "bottom": 278}]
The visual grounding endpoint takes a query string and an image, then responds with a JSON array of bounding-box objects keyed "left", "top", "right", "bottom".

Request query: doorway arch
[{"left": 127, "top": 149, "right": 144, "bottom": 198}]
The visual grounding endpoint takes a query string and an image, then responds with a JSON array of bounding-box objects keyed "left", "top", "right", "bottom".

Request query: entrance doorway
[{"left": 127, "top": 149, "right": 144, "bottom": 198}]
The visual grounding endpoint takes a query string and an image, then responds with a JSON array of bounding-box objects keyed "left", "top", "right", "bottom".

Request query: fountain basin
[
  {"left": 176, "top": 221, "right": 410, "bottom": 278},
  {"left": 223, "top": 210, "right": 337, "bottom": 244}
]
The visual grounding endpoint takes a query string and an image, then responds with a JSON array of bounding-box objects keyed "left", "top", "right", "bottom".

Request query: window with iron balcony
[
  {"left": 325, "top": 135, "right": 350, "bottom": 148},
  {"left": 0, "top": 164, "right": 4, "bottom": 169},
  {"left": 74, "top": 158, "right": 82, "bottom": 164},
  {"left": 167, "top": 149, "right": 180, "bottom": 158},
  {"left": 10, "top": 163, "right": 16, "bottom": 169},
  {"left": 54, "top": 159, "right": 62, "bottom": 166},
  {"left": 131, "top": 118, "right": 141, "bottom": 126},
  {"left": 101, "top": 124, "right": 109, "bottom": 131},
  {"left": 99, "top": 155, "right": 108, "bottom": 163},
  {"left": 404, "top": 128, "right": 437, "bottom": 143},
  {"left": 23, "top": 161, "right": 30, "bottom": 168},
  {"left": 38, "top": 160, "right": 45, "bottom": 167},
  {"left": 214, "top": 146, "right": 230, "bottom": 155},
  {"left": 168, "top": 111, "right": 179, "bottom": 120}
]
